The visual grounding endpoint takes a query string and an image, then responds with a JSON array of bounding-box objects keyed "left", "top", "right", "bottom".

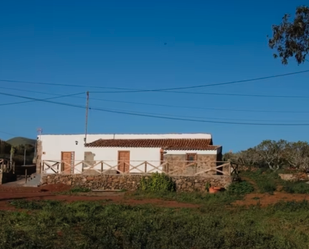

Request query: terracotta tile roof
[{"left": 86, "top": 139, "right": 220, "bottom": 150}]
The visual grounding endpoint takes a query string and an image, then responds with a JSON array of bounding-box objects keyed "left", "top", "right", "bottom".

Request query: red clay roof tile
[{"left": 86, "top": 139, "right": 220, "bottom": 150}]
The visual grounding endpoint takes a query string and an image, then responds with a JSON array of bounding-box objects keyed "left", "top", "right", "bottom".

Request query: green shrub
[
  {"left": 259, "top": 181, "right": 277, "bottom": 194},
  {"left": 140, "top": 172, "right": 176, "bottom": 193},
  {"left": 227, "top": 181, "right": 254, "bottom": 195},
  {"left": 241, "top": 170, "right": 279, "bottom": 194},
  {"left": 282, "top": 181, "right": 309, "bottom": 194},
  {"left": 69, "top": 187, "right": 91, "bottom": 193},
  {"left": 10, "top": 200, "right": 62, "bottom": 210},
  {"left": 271, "top": 200, "right": 309, "bottom": 212},
  {"left": 2, "top": 200, "right": 309, "bottom": 248}
]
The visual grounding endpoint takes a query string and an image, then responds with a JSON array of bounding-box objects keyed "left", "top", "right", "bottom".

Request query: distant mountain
[{"left": 6, "top": 137, "right": 36, "bottom": 147}]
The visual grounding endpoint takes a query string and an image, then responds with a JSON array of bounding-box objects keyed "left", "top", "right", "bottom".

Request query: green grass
[
  {"left": 282, "top": 181, "right": 309, "bottom": 194},
  {"left": 59, "top": 187, "right": 91, "bottom": 195},
  {"left": 240, "top": 169, "right": 309, "bottom": 195},
  {"left": 227, "top": 180, "right": 255, "bottom": 195},
  {"left": 240, "top": 169, "right": 280, "bottom": 194},
  {"left": 128, "top": 190, "right": 238, "bottom": 207},
  {"left": 2, "top": 199, "right": 309, "bottom": 248}
]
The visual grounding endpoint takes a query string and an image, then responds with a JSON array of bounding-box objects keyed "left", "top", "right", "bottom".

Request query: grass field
[
  {"left": 1, "top": 198, "right": 309, "bottom": 249},
  {"left": 1, "top": 170, "right": 309, "bottom": 249}
]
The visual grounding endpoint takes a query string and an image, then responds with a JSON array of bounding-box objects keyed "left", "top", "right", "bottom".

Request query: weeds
[
  {"left": 241, "top": 169, "right": 279, "bottom": 194},
  {"left": 139, "top": 172, "right": 176, "bottom": 193},
  {"left": 1, "top": 200, "right": 309, "bottom": 248},
  {"left": 282, "top": 181, "right": 309, "bottom": 194},
  {"left": 227, "top": 181, "right": 254, "bottom": 195},
  {"left": 60, "top": 187, "right": 91, "bottom": 195},
  {"left": 240, "top": 169, "right": 309, "bottom": 195}
]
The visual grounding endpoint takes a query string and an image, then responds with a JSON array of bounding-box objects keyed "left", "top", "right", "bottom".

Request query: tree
[
  {"left": 284, "top": 141, "right": 309, "bottom": 170},
  {"left": 253, "top": 140, "right": 288, "bottom": 171},
  {"left": 268, "top": 6, "right": 309, "bottom": 65}
]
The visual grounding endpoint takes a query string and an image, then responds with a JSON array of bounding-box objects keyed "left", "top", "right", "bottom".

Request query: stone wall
[
  {"left": 164, "top": 154, "right": 219, "bottom": 175},
  {"left": 279, "top": 173, "right": 309, "bottom": 181},
  {"left": 41, "top": 174, "right": 232, "bottom": 192}
]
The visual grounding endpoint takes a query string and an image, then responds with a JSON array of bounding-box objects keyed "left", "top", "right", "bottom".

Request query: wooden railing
[
  {"left": 42, "top": 160, "right": 237, "bottom": 177},
  {"left": 0, "top": 159, "right": 14, "bottom": 174}
]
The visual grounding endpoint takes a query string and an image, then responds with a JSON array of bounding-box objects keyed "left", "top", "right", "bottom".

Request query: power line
[
  {"left": 1, "top": 69, "right": 309, "bottom": 92},
  {"left": 0, "top": 79, "right": 127, "bottom": 90},
  {"left": 1, "top": 91, "right": 309, "bottom": 126},
  {"left": 88, "top": 97, "right": 309, "bottom": 114},
  {"left": 88, "top": 106, "right": 309, "bottom": 122},
  {"left": 0, "top": 130, "right": 18, "bottom": 137},
  {"left": 91, "top": 90, "right": 309, "bottom": 99},
  {"left": 125, "top": 69, "right": 309, "bottom": 92},
  {"left": 0, "top": 92, "right": 85, "bottom": 106},
  {"left": 91, "top": 107, "right": 309, "bottom": 126},
  {"left": 5, "top": 82, "right": 309, "bottom": 99},
  {"left": 0, "top": 86, "right": 76, "bottom": 96},
  {"left": 1, "top": 87, "right": 309, "bottom": 113}
]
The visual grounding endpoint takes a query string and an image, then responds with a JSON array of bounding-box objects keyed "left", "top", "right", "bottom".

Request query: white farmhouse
[{"left": 37, "top": 133, "right": 223, "bottom": 175}]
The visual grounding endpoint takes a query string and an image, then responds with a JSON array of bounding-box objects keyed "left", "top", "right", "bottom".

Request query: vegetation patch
[
  {"left": 227, "top": 180, "right": 254, "bottom": 195},
  {"left": 1, "top": 200, "right": 309, "bottom": 248},
  {"left": 60, "top": 187, "right": 91, "bottom": 195},
  {"left": 240, "top": 170, "right": 279, "bottom": 194},
  {"left": 10, "top": 200, "right": 63, "bottom": 210},
  {"left": 282, "top": 181, "right": 309, "bottom": 194},
  {"left": 139, "top": 172, "right": 176, "bottom": 193}
]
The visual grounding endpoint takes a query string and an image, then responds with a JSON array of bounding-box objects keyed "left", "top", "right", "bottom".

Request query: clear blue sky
[{"left": 0, "top": 0, "right": 308, "bottom": 152}]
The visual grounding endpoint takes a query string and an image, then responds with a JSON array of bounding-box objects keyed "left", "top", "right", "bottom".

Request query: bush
[
  {"left": 259, "top": 181, "right": 277, "bottom": 194},
  {"left": 69, "top": 187, "right": 91, "bottom": 193},
  {"left": 2, "top": 200, "right": 309, "bottom": 248},
  {"left": 140, "top": 172, "right": 176, "bottom": 193},
  {"left": 227, "top": 181, "right": 254, "bottom": 195},
  {"left": 10, "top": 200, "right": 62, "bottom": 210},
  {"left": 282, "top": 181, "right": 309, "bottom": 194},
  {"left": 271, "top": 200, "right": 309, "bottom": 212},
  {"left": 241, "top": 170, "right": 278, "bottom": 194}
]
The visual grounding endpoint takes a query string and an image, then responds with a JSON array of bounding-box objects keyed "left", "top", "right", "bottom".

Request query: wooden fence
[
  {"left": 42, "top": 160, "right": 238, "bottom": 177},
  {"left": 0, "top": 159, "right": 15, "bottom": 174}
]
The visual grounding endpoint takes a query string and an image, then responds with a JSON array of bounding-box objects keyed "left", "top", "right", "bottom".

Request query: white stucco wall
[
  {"left": 39, "top": 133, "right": 215, "bottom": 174},
  {"left": 165, "top": 150, "right": 218, "bottom": 155}
]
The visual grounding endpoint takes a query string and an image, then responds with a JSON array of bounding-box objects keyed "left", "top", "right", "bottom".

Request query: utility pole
[
  {"left": 23, "top": 147, "right": 26, "bottom": 165},
  {"left": 37, "top": 128, "right": 42, "bottom": 140},
  {"left": 84, "top": 91, "right": 89, "bottom": 144}
]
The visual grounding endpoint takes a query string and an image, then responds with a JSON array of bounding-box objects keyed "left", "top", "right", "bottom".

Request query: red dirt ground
[
  {"left": 233, "top": 192, "right": 309, "bottom": 207},
  {"left": 0, "top": 184, "right": 198, "bottom": 210},
  {"left": 1, "top": 184, "right": 309, "bottom": 210}
]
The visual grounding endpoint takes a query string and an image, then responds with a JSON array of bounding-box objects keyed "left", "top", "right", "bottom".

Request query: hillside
[
  {"left": 6, "top": 137, "right": 36, "bottom": 147},
  {"left": 0, "top": 140, "right": 11, "bottom": 158}
]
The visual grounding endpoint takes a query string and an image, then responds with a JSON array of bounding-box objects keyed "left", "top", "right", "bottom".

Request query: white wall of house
[
  {"left": 83, "top": 147, "right": 161, "bottom": 173},
  {"left": 164, "top": 150, "right": 218, "bottom": 155},
  {"left": 40, "top": 133, "right": 215, "bottom": 174}
]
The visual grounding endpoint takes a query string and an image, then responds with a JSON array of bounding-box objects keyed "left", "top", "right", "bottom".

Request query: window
[
  {"left": 186, "top": 153, "right": 197, "bottom": 164},
  {"left": 186, "top": 153, "right": 197, "bottom": 174}
]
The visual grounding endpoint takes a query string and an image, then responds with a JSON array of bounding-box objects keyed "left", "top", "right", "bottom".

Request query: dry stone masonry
[{"left": 41, "top": 174, "right": 232, "bottom": 192}]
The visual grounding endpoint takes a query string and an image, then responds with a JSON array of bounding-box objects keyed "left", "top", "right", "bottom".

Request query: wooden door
[
  {"left": 61, "top": 152, "right": 74, "bottom": 174},
  {"left": 118, "top": 151, "right": 130, "bottom": 173}
]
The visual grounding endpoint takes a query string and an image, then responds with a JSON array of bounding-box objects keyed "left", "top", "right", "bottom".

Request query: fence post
[
  {"left": 144, "top": 161, "right": 147, "bottom": 174},
  {"left": 228, "top": 161, "right": 231, "bottom": 176},
  {"left": 25, "top": 169, "right": 28, "bottom": 183},
  {"left": 101, "top": 161, "right": 103, "bottom": 173}
]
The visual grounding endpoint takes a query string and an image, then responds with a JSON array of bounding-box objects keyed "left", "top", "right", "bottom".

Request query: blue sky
[{"left": 0, "top": 0, "right": 309, "bottom": 152}]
